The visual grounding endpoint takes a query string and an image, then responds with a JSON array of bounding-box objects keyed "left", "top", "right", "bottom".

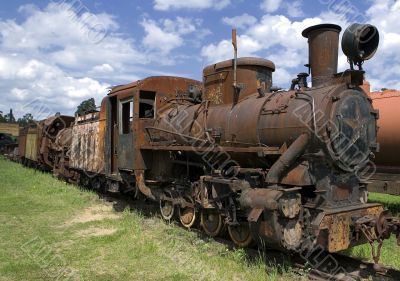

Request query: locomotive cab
[{"left": 103, "top": 77, "right": 202, "bottom": 177}]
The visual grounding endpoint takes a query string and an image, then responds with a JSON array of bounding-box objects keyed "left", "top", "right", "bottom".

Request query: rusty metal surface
[
  {"left": 104, "top": 76, "right": 202, "bottom": 174},
  {"left": 25, "top": 127, "right": 38, "bottom": 161},
  {"left": 52, "top": 127, "right": 73, "bottom": 179},
  {"left": 18, "top": 127, "right": 27, "bottom": 158},
  {"left": 97, "top": 97, "right": 107, "bottom": 173},
  {"left": 203, "top": 57, "right": 275, "bottom": 104},
  {"left": 38, "top": 115, "right": 75, "bottom": 169},
  {"left": 317, "top": 205, "right": 383, "bottom": 252},
  {"left": 53, "top": 127, "right": 73, "bottom": 150},
  {"left": 239, "top": 188, "right": 282, "bottom": 210},
  {"left": 109, "top": 76, "right": 201, "bottom": 111},
  {"left": 10, "top": 22, "right": 400, "bottom": 266},
  {"left": 153, "top": 80, "right": 375, "bottom": 175},
  {"left": 265, "top": 133, "right": 309, "bottom": 184},
  {"left": 342, "top": 24, "right": 379, "bottom": 66},
  {"left": 302, "top": 24, "right": 341, "bottom": 87},
  {"left": 70, "top": 112, "right": 104, "bottom": 173},
  {"left": 0, "top": 123, "right": 20, "bottom": 137},
  {"left": 369, "top": 90, "right": 400, "bottom": 167},
  {"left": 118, "top": 133, "right": 134, "bottom": 170}
]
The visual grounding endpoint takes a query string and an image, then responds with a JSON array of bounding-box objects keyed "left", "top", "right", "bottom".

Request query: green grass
[
  {"left": 0, "top": 157, "right": 302, "bottom": 281},
  {"left": 344, "top": 192, "right": 400, "bottom": 269},
  {"left": 369, "top": 192, "right": 400, "bottom": 215},
  {"left": 3, "top": 157, "right": 399, "bottom": 280}
]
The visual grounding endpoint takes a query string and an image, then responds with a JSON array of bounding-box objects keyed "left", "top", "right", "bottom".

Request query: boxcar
[
  {"left": 0, "top": 122, "right": 19, "bottom": 137},
  {"left": 25, "top": 126, "right": 39, "bottom": 165}
]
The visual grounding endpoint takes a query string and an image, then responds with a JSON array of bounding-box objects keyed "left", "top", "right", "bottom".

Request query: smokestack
[{"left": 302, "top": 24, "right": 342, "bottom": 87}]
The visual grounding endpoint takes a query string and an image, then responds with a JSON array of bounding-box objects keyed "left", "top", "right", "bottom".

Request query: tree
[
  {"left": 0, "top": 111, "right": 5, "bottom": 123},
  {"left": 17, "top": 113, "right": 34, "bottom": 126},
  {"left": 75, "top": 98, "right": 97, "bottom": 116},
  {"left": 4, "top": 109, "right": 16, "bottom": 123}
]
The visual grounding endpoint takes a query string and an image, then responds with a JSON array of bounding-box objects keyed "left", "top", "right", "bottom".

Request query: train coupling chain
[
  {"left": 355, "top": 216, "right": 383, "bottom": 266},
  {"left": 355, "top": 210, "right": 400, "bottom": 267}
]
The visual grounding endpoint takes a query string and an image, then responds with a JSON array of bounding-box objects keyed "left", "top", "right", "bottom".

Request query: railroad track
[
  {"left": 97, "top": 191, "right": 400, "bottom": 281},
  {"left": 295, "top": 253, "right": 400, "bottom": 281}
]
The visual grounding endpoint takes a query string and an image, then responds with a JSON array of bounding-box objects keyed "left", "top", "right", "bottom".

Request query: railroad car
[
  {"left": 18, "top": 127, "right": 27, "bottom": 163},
  {"left": 361, "top": 83, "right": 400, "bottom": 195},
  {"left": 21, "top": 125, "right": 39, "bottom": 167},
  {"left": 0, "top": 122, "right": 19, "bottom": 158},
  {"left": 62, "top": 77, "right": 201, "bottom": 192},
  {"left": 0, "top": 122, "right": 19, "bottom": 137},
  {"left": 19, "top": 116, "right": 74, "bottom": 169},
  {"left": 6, "top": 22, "right": 400, "bottom": 267},
  {"left": 0, "top": 133, "right": 17, "bottom": 154}
]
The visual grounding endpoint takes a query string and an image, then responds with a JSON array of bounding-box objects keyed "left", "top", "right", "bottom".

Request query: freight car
[
  {"left": 0, "top": 133, "right": 17, "bottom": 154},
  {"left": 19, "top": 115, "right": 74, "bottom": 170},
  {"left": 8, "top": 22, "right": 400, "bottom": 267},
  {"left": 0, "top": 122, "right": 19, "bottom": 137},
  {"left": 0, "top": 122, "right": 19, "bottom": 158},
  {"left": 361, "top": 83, "right": 400, "bottom": 195}
]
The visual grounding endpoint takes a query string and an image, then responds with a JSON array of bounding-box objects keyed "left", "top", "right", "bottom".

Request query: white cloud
[
  {"left": 91, "top": 64, "right": 114, "bottom": 74},
  {"left": 0, "top": 3, "right": 201, "bottom": 118},
  {"left": 203, "top": 0, "right": 400, "bottom": 88},
  {"left": 0, "top": 3, "right": 148, "bottom": 72},
  {"left": 202, "top": 13, "right": 351, "bottom": 87},
  {"left": 142, "top": 18, "right": 184, "bottom": 54},
  {"left": 0, "top": 3, "right": 135, "bottom": 117},
  {"left": 201, "top": 35, "right": 262, "bottom": 63},
  {"left": 2, "top": 0, "right": 399, "bottom": 118},
  {"left": 260, "top": 0, "right": 304, "bottom": 18},
  {"left": 163, "top": 17, "right": 197, "bottom": 34},
  {"left": 246, "top": 15, "right": 322, "bottom": 50},
  {"left": 201, "top": 40, "right": 232, "bottom": 63},
  {"left": 260, "top": 0, "right": 282, "bottom": 13},
  {"left": 141, "top": 16, "right": 208, "bottom": 61},
  {"left": 287, "top": 1, "right": 304, "bottom": 18},
  {"left": 202, "top": 14, "right": 323, "bottom": 63},
  {"left": 141, "top": 16, "right": 206, "bottom": 59},
  {"left": 362, "top": 0, "right": 400, "bottom": 90},
  {"left": 222, "top": 13, "right": 257, "bottom": 29},
  {"left": 273, "top": 68, "right": 292, "bottom": 86},
  {"left": 1, "top": 3, "right": 118, "bottom": 51},
  {"left": 0, "top": 55, "right": 109, "bottom": 117},
  {"left": 154, "top": 0, "right": 230, "bottom": 11}
]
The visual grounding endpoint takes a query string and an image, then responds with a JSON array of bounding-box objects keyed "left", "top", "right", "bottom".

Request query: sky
[{"left": 1, "top": 0, "right": 400, "bottom": 118}]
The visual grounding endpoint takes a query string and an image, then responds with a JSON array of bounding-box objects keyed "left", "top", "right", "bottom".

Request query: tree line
[{"left": 0, "top": 98, "right": 97, "bottom": 126}]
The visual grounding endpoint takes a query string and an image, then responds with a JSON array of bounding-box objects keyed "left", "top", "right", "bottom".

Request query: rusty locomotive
[{"left": 13, "top": 23, "right": 400, "bottom": 264}]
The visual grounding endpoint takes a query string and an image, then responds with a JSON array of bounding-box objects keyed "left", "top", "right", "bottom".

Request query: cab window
[
  {"left": 120, "top": 98, "right": 133, "bottom": 134},
  {"left": 139, "top": 91, "right": 156, "bottom": 119}
]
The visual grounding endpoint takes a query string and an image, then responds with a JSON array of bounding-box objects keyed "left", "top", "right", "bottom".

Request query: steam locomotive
[{"left": 15, "top": 23, "right": 400, "bottom": 265}]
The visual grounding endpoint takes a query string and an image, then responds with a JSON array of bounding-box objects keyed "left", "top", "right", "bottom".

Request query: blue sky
[{"left": 1, "top": 0, "right": 399, "bottom": 118}]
